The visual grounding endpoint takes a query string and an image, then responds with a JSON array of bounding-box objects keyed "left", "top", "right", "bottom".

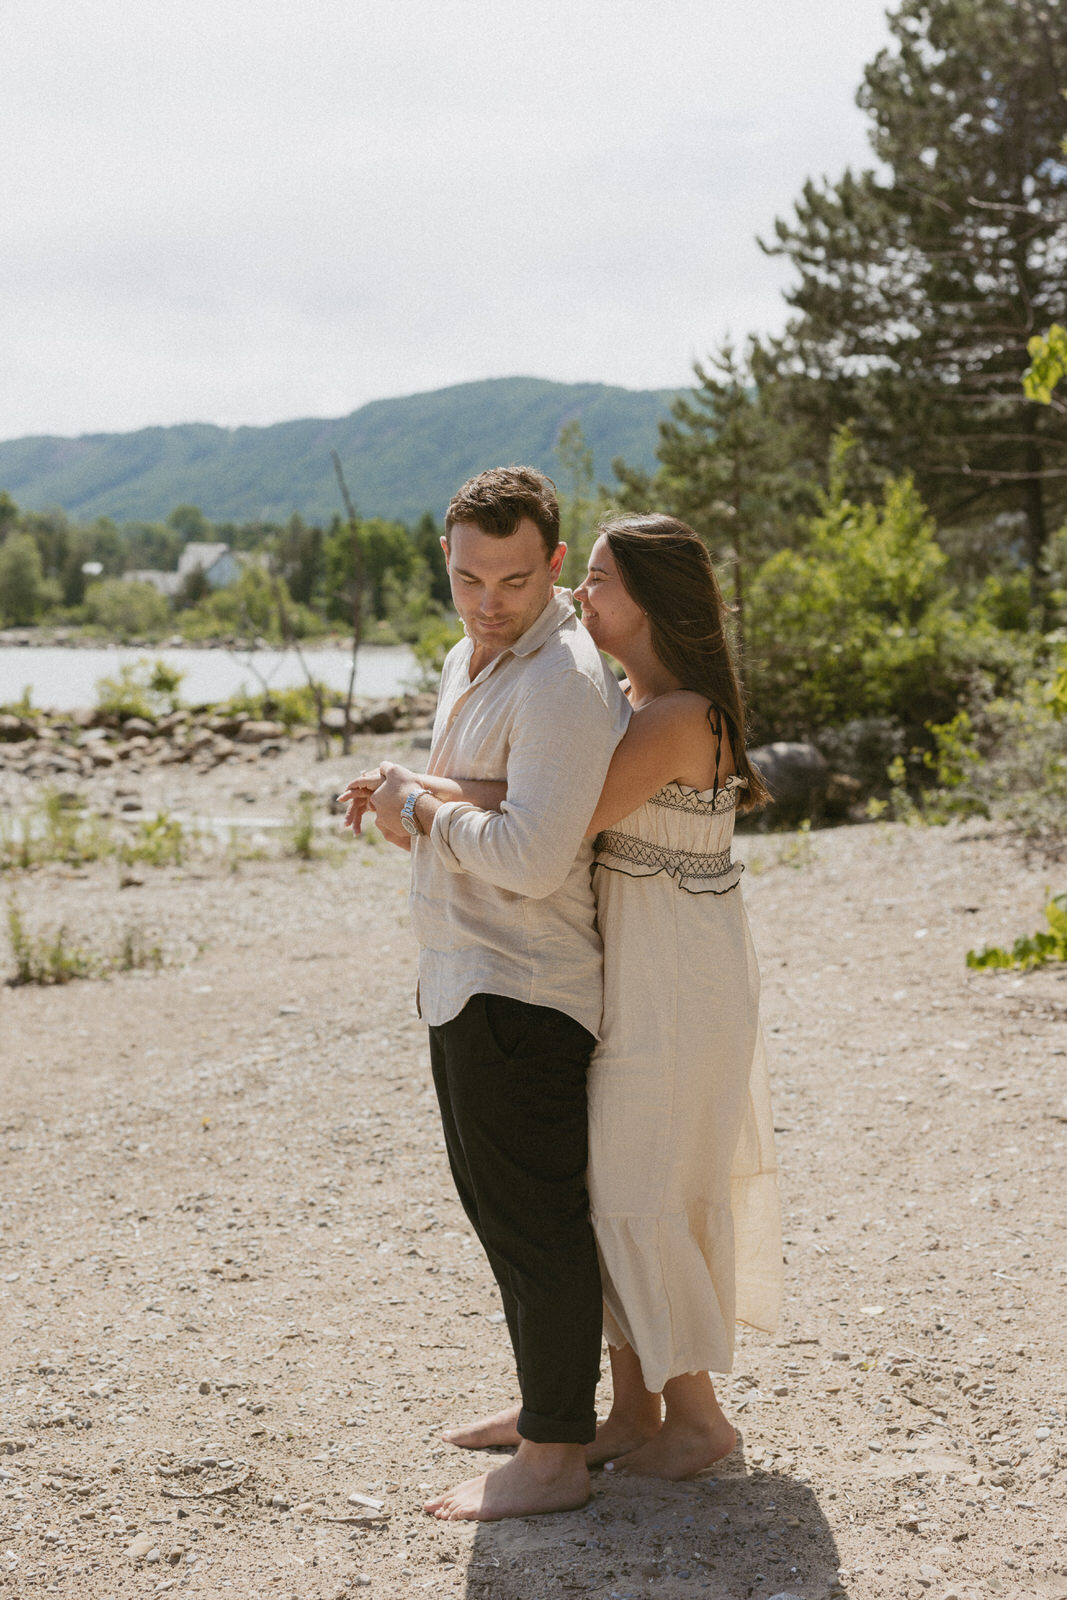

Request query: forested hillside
[{"left": 0, "top": 378, "right": 677, "bottom": 525}]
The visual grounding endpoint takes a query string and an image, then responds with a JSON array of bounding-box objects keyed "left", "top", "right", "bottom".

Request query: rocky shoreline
[{"left": 0, "top": 694, "right": 438, "bottom": 782}]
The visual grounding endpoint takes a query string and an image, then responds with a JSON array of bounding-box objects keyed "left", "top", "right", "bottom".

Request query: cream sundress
[{"left": 588, "top": 759, "right": 783, "bottom": 1392}]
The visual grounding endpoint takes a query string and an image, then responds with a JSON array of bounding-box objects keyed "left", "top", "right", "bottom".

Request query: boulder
[
  {"left": 121, "top": 717, "right": 156, "bottom": 737},
  {"left": 360, "top": 701, "right": 398, "bottom": 734},
  {"left": 237, "top": 720, "right": 288, "bottom": 743},
  {"left": 749, "top": 742, "right": 829, "bottom": 823}
]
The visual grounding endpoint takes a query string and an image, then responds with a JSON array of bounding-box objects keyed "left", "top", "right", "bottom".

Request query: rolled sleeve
[{"left": 427, "top": 672, "right": 622, "bottom": 899}]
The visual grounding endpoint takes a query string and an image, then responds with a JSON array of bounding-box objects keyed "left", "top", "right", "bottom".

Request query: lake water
[{"left": 0, "top": 644, "right": 419, "bottom": 712}]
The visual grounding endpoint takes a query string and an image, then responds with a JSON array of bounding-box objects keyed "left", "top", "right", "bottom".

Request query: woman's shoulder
[{"left": 630, "top": 689, "right": 720, "bottom": 728}]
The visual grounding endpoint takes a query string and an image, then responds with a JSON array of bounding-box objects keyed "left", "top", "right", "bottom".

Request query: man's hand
[{"left": 368, "top": 761, "right": 423, "bottom": 836}]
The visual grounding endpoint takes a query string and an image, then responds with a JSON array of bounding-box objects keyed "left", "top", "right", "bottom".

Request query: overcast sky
[{"left": 1, "top": 0, "right": 893, "bottom": 440}]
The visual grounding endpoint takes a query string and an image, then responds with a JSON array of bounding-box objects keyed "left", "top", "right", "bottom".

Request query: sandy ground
[{"left": 1, "top": 736, "right": 1066, "bottom": 1600}]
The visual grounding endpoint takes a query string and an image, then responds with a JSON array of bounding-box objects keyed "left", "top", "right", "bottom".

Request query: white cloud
[{"left": 0, "top": 0, "right": 893, "bottom": 436}]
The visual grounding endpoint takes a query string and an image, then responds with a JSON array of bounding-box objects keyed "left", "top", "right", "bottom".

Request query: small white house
[
  {"left": 177, "top": 543, "right": 240, "bottom": 589},
  {"left": 125, "top": 542, "right": 240, "bottom": 598}
]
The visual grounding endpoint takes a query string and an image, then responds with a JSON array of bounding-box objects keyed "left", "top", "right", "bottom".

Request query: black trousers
[{"left": 428, "top": 993, "right": 602, "bottom": 1444}]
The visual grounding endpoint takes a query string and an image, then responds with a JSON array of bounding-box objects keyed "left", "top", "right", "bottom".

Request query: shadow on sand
[{"left": 459, "top": 1436, "right": 845, "bottom": 1600}]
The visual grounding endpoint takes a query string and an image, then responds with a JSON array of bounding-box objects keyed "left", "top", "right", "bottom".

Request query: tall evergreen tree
[{"left": 762, "top": 0, "right": 1067, "bottom": 597}]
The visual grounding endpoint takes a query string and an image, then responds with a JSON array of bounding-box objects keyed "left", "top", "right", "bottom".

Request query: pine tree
[{"left": 763, "top": 0, "right": 1067, "bottom": 600}]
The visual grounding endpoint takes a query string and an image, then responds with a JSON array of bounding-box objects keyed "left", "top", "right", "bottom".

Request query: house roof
[{"left": 177, "top": 542, "right": 232, "bottom": 577}]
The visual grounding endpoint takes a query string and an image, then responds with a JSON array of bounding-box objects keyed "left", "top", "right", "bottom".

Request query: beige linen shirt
[{"left": 411, "top": 589, "right": 629, "bottom": 1038}]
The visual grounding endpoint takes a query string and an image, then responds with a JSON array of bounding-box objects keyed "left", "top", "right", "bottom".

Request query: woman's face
[{"left": 574, "top": 535, "right": 648, "bottom": 656}]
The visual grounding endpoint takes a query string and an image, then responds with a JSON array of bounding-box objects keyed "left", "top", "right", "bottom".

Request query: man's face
[{"left": 443, "top": 517, "right": 565, "bottom": 657}]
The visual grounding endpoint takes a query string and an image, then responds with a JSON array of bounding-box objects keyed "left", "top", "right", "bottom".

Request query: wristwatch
[{"left": 400, "top": 788, "right": 430, "bottom": 837}]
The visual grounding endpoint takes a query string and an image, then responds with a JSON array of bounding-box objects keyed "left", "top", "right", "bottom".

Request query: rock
[
  {"left": 271, "top": 1493, "right": 291, "bottom": 1509},
  {"left": 0, "top": 714, "right": 31, "bottom": 741},
  {"left": 88, "top": 744, "right": 119, "bottom": 766},
  {"left": 321, "top": 707, "right": 351, "bottom": 733},
  {"left": 360, "top": 701, "right": 398, "bottom": 734},
  {"left": 122, "top": 717, "right": 156, "bottom": 737},
  {"left": 825, "top": 771, "right": 865, "bottom": 816},
  {"left": 127, "top": 1530, "right": 157, "bottom": 1560},
  {"left": 237, "top": 721, "right": 287, "bottom": 743},
  {"left": 749, "top": 742, "right": 829, "bottom": 822},
  {"left": 198, "top": 1380, "right": 211, "bottom": 1394}
]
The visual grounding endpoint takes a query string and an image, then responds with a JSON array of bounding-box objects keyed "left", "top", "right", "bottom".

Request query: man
[{"left": 340, "top": 466, "right": 627, "bottom": 1522}]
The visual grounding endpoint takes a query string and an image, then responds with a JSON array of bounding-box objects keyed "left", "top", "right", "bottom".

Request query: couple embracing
[{"left": 340, "top": 465, "right": 782, "bottom": 1523}]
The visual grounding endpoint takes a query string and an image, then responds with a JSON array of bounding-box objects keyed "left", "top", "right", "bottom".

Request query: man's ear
[
  {"left": 440, "top": 534, "right": 450, "bottom": 571},
  {"left": 550, "top": 541, "right": 567, "bottom": 581}
]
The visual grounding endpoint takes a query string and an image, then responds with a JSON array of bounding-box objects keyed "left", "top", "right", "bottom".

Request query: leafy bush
[
  {"left": 0, "top": 533, "right": 54, "bottom": 625},
  {"left": 95, "top": 658, "right": 184, "bottom": 720},
  {"left": 82, "top": 577, "right": 170, "bottom": 639},
  {"left": 745, "top": 458, "right": 1031, "bottom": 740},
  {"left": 410, "top": 615, "right": 464, "bottom": 686}
]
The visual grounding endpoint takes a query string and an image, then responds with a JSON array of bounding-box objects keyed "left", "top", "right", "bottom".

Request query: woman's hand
[{"left": 336, "top": 768, "right": 385, "bottom": 834}]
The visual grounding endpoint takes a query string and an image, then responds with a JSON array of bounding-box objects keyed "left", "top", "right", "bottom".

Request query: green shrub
[
  {"left": 410, "top": 615, "right": 464, "bottom": 687},
  {"left": 82, "top": 578, "right": 170, "bottom": 639},
  {"left": 95, "top": 658, "right": 184, "bottom": 720},
  {"left": 744, "top": 455, "right": 1031, "bottom": 741}
]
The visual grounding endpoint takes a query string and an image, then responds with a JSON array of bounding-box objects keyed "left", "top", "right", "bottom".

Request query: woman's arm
[
  {"left": 336, "top": 766, "right": 506, "bottom": 836},
  {"left": 585, "top": 692, "right": 735, "bottom": 835},
  {"left": 418, "top": 773, "right": 507, "bottom": 810}
]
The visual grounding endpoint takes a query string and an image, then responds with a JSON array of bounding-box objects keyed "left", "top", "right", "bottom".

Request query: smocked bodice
[{"left": 592, "top": 773, "right": 746, "bottom": 895}]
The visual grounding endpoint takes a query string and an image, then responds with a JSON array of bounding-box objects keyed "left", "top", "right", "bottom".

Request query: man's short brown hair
[{"left": 444, "top": 465, "right": 560, "bottom": 555}]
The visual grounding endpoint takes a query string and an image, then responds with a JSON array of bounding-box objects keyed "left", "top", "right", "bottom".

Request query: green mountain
[{"left": 0, "top": 377, "right": 679, "bottom": 527}]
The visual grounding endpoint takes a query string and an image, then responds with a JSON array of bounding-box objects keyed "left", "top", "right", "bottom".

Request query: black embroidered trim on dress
[
  {"left": 648, "top": 783, "right": 741, "bottom": 815},
  {"left": 595, "top": 829, "right": 735, "bottom": 881}
]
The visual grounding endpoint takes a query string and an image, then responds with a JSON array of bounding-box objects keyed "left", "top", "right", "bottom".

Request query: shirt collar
[{"left": 509, "top": 588, "right": 578, "bottom": 658}]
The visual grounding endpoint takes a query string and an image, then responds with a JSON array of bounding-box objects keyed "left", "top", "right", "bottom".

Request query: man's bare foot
[
  {"left": 441, "top": 1405, "right": 522, "bottom": 1450},
  {"left": 608, "top": 1413, "right": 736, "bottom": 1481},
  {"left": 585, "top": 1410, "right": 661, "bottom": 1468},
  {"left": 423, "top": 1443, "right": 590, "bottom": 1522}
]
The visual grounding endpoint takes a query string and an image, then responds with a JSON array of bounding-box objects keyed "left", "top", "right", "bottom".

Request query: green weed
[
  {"left": 6, "top": 895, "right": 166, "bottom": 985},
  {"left": 776, "top": 819, "right": 817, "bottom": 869},
  {"left": 0, "top": 788, "right": 113, "bottom": 872},
  {"left": 7, "top": 897, "right": 96, "bottom": 985},
  {"left": 967, "top": 894, "right": 1067, "bottom": 973},
  {"left": 120, "top": 812, "right": 187, "bottom": 868}
]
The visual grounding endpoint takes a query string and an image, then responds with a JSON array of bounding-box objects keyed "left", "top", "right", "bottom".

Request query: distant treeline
[{"left": 2, "top": 0, "right": 1066, "bottom": 836}]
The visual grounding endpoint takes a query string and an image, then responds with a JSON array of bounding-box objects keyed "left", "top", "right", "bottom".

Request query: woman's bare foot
[
  {"left": 585, "top": 1408, "right": 661, "bottom": 1467},
  {"left": 441, "top": 1405, "right": 522, "bottom": 1450},
  {"left": 423, "top": 1441, "right": 590, "bottom": 1522},
  {"left": 608, "top": 1412, "right": 736, "bottom": 1481}
]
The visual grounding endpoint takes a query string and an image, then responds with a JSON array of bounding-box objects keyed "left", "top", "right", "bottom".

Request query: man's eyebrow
[{"left": 451, "top": 565, "right": 535, "bottom": 581}]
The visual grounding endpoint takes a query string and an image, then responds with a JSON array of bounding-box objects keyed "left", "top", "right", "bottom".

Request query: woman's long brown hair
[{"left": 601, "top": 514, "right": 769, "bottom": 810}]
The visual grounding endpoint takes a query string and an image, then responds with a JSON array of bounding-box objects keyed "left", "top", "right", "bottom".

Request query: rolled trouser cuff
[{"left": 517, "top": 1406, "right": 597, "bottom": 1446}]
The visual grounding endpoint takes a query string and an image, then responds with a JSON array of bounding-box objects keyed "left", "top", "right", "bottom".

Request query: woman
[
  {"left": 568, "top": 514, "right": 782, "bottom": 1479},
  {"left": 345, "top": 514, "right": 783, "bottom": 1479}
]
